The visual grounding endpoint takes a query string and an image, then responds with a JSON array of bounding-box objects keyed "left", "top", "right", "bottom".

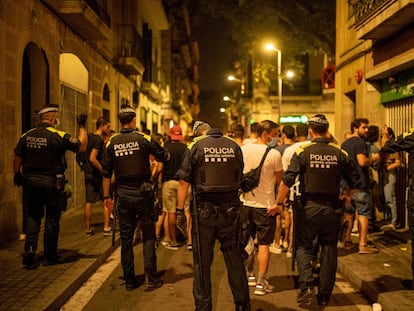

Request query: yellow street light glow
[
  {"left": 286, "top": 70, "right": 294, "bottom": 78},
  {"left": 223, "top": 96, "right": 235, "bottom": 102},
  {"left": 265, "top": 43, "right": 278, "bottom": 51},
  {"left": 220, "top": 107, "right": 226, "bottom": 113}
]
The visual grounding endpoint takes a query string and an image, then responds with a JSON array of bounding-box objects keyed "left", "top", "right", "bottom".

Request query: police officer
[
  {"left": 101, "top": 104, "right": 170, "bottom": 291},
  {"left": 273, "top": 114, "right": 360, "bottom": 306},
  {"left": 13, "top": 105, "right": 87, "bottom": 267},
  {"left": 382, "top": 125, "right": 414, "bottom": 289},
  {"left": 176, "top": 121, "right": 250, "bottom": 311}
]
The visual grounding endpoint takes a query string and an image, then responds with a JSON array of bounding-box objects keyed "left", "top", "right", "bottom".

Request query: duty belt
[{"left": 197, "top": 201, "right": 241, "bottom": 218}]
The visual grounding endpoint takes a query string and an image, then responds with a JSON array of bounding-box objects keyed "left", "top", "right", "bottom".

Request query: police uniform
[
  {"left": 14, "top": 107, "right": 84, "bottom": 266},
  {"left": 383, "top": 128, "right": 414, "bottom": 286},
  {"left": 101, "top": 127, "right": 169, "bottom": 289},
  {"left": 177, "top": 128, "right": 250, "bottom": 311},
  {"left": 282, "top": 137, "right": 360, "bottom": 304}
]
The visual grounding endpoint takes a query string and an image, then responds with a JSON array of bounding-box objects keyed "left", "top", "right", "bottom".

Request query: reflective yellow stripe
[{"left": 46, "top": 127, "right": 66, "bottom": 138}]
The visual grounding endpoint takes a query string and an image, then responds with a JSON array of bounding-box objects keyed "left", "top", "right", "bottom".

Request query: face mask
[
  {"left": 55, "top": 118, "right": 60, "bottom": 128},
  {"left": 267, "top": 136, "right": 278, "bottom": 148}
]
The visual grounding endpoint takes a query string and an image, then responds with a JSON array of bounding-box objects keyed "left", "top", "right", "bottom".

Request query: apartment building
[
  {"left": 335, "top": 0, "right": 414, "bottom": 225},
  {"left": 0, "top": 0, "right": 199, "bottom": 244}
]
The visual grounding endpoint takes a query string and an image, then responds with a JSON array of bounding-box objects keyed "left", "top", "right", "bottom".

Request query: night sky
[{"left": 193, "top": 16, "right": 234, "bottom": 128}]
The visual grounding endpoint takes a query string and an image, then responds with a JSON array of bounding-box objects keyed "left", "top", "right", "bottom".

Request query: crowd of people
[{"left": 13, "top": 105, "right": 414, "bottom": 310}]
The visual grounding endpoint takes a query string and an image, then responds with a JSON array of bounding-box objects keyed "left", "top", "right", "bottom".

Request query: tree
[{"left": 193, "top": 0, "right": 335, "bottom": 61}]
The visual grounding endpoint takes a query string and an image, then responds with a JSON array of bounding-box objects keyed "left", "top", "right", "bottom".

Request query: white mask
[{"left": 268, "top": 136, "right": 279, "bottom": 148}]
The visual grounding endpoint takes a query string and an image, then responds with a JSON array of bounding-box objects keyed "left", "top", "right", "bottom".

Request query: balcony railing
[
  {"left": 353, "top": 0, "right": 393, "bottom": 24},
  {"left": 43, "top": 0, "right": 111, "bottom": 40},
  {"left": 84, "top": 0, "right": 111, "bottom": 27},
  {"left": 353, "top": 0, "right": 414, "bottom": 40},
  {"left": 117, "top": 24, "right": 145, "bottom": 76}
]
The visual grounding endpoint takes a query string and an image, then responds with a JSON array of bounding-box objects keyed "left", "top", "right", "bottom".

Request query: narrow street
[{"left": 62, "top": 241, "right": 372, "bottom": 311}]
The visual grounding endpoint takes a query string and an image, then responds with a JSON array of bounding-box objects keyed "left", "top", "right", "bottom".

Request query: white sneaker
[
  {"left": 269, "top": 244, "right": 282, "bottom": 254},
  {"left": 254, "top": 280, "right": 274, "bottom": 295},
  {"left": 282, "top": 240, "right": 289, "bottom": 249},
  {"left": 380, "top": 223, "right": 396, "bottom": 231},
  {"left": 247, "top": 274, "right": 257, "bottom": 287},
  {"left": 286, "top": 250, "right": 292, "bottom": 258}
]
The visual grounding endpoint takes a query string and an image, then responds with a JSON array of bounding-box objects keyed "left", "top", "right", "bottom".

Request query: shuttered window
[{"left": 59, "top": 84, "right": 88, "bottom": 209}]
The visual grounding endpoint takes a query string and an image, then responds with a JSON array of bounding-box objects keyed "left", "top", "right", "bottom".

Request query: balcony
[
  {"left": 42, "top": 0, "right": 111, "bottom": 41},
  {"left": 141, "top": 81, "right": 163, "bottom": 102},
  {"left": 141, "top": 62, "right": 166, "bottom": 102},
  {"left": 354, "top": 0, "right": 414, "bottom": 40},
  {"left": 117, "top": 25, "right": 145, "bottom": 76}
]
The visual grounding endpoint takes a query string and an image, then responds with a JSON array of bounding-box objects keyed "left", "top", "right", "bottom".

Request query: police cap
[
  {"left": 192, "top": 121, "right": 211, "bottom": 137},
  {"left": 308, "top": 114, "right": 329, "bottom": 133},
  {"left": 118, "top": 104, "right": 136, "bottom": 124},
  {"left": 37, "top": 104, "right": 59, "bottom": 115}
]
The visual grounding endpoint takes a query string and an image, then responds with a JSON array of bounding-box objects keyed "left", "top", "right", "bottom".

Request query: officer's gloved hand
[
  {"left": 14, "top": 172, "right": 23, "bottom": 187},
  {"left": 76, "top": 113, "right": 87, "bottom": 128},
  {"left": 176, "top": 208, "right": 186, "bottom": 236}
]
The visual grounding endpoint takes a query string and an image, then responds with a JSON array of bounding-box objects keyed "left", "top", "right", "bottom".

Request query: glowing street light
[
  {"left": 223, "top": 96, "right": 235, "bottom": 103},
  {"left": 286, "top": 70, "right": 295, "bottom": 79},
  {"left": 227, "top": 75, "right": 245, "bottom": 95}
]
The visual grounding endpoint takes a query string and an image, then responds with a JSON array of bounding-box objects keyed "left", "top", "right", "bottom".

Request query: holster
[
  {"left": 138, "top": 181, "right": 157, "bottom": 221},
  {"left": 57, "top": 191, "right": 68, "bottom": 211},
  {"left": 334, "top": 198, "right": 345, "bottom": 216},
  {"left": 291, "top": 195, "right": 303, "bottom": 211},
  {"left": 237, "top": 204, "right": 250, "bottom": 259}
]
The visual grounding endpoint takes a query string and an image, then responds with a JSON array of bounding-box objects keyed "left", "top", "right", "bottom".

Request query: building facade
[
  {"left": 0, "top": 0, "right": 199, "bottom": 244},
  {"left": 335, "top": 0, "right": 414, "bottom": 226}
]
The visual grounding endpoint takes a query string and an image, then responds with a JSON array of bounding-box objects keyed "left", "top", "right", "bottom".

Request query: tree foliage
[{"left": 193, "top": 0, "right": 335, "bottom": 60}]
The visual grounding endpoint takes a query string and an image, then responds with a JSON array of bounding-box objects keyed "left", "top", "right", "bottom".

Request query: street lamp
[
  {"left": 227, "top": 75, "right": 245, "bottom": 95},
  {"left": 223, "top": 96, "right": 235, "bottom": 103},
  {"left": 264, "top": 43, "right": 282, "bottom": 121}
]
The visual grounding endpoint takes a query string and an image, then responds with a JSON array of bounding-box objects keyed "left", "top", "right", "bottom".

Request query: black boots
[
  {"left": 145, "top": 274, "right": 163, "bottom": 291},
  {"left": 22, "top": 247, "right": 35, "bottom": 267},
  {"left": 125, "top": 277, "right": 139, "bottom": 291},
  {"left": 297, "top": 287, "right": 314, "bottom": 306}
]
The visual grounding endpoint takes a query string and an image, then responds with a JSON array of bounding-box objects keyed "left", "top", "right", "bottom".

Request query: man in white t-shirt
[
  {"left": 271, "top": 124, "right": 310, "bottom": 257},
  {"left": 241, "top": 120, "right": 283, "bottom": 296}
]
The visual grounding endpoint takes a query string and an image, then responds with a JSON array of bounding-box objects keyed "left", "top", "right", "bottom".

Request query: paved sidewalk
[
  {"left": 337, "top": 225, "right": 414, "bottom": 311},
  {"left": 0, "top": 207, "right": 413, "bottom": 310},
  {"left": 0, "top": 206, "right": 119, "bottom": 311}
]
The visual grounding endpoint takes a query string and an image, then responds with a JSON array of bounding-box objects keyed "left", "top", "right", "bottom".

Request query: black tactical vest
[
  {"left": 193, "top": 135, "right": 242, "bottom": 193},
  {"left": 110, "top": 131, "right": 151, "bottom": 183},
  {"left": 23, "top": 127, "right": 66, "bottom": 175},
  {"left": 302, "top": 142, "right": 341, "bottom": 197}
]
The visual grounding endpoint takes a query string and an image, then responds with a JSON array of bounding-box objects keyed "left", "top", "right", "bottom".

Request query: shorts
[
  {"left": 85, "top": 181, "right": 102, "bottom": 204},
  {"left": 243, "top": 206, "right": 276, "bottom": 245},
  {"left": 162, "top": 180, "right": 191, "bottom": 213},
  {"left": 344, "top": 190, "right": 372, "bottom": 219}
]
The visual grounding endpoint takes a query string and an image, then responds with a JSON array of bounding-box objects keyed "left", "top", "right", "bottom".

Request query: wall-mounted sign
[
  {"left": 381, "top": 68, "right": 414, "bottom": 104},
  {"left": 279, "top": 115, "right": 308, "bottom": 124}
]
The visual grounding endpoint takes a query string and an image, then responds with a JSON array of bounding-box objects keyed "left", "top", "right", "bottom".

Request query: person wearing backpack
[
  {"left": 78, "top": 117, "right": 111, "bottom": 235},
  {"left": 240, "top": 120, "right": 283, "bottom": 296}
]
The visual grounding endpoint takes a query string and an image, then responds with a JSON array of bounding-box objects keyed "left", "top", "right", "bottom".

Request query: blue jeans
[
  {"left": 383, "top": 172, "right": 397, "bottom": 225},
  {"left": 344, "top": 190, "right": 372, "bottom": 218}
]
